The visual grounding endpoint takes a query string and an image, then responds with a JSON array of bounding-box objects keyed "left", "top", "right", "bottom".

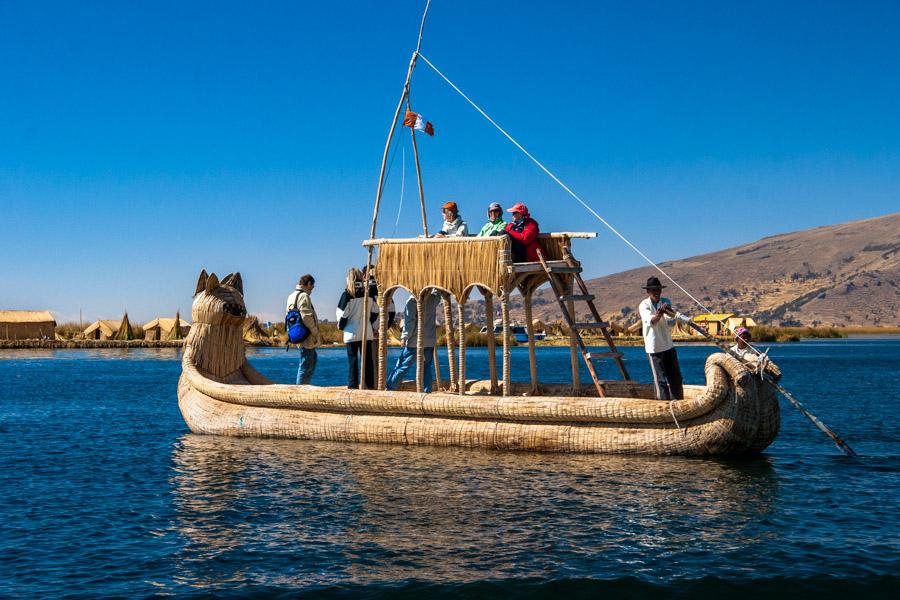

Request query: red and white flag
[{"left": 403, "top": 110, "right": 434, "bottom": 136}]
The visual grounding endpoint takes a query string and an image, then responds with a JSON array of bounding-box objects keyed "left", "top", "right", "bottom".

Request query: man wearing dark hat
[{"left": 639, "top": 276, "right": 692, "bottom": 400}]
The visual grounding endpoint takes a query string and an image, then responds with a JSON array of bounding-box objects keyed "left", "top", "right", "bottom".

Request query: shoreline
[{"left": 0, "top": 340, "right": 185, "bottom": 349}]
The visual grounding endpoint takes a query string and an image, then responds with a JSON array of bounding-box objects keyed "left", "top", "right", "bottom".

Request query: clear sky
[{"left": 2, "top": 0, "right": 898, "bottom": 324}]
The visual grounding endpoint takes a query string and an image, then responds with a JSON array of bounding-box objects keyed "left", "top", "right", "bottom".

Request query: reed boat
[
  {"left": 178, "top": 259, "right": 780, "bottom": 456},
  {"left": 177, "top": 4, "right": 782, "bottom": 456}
]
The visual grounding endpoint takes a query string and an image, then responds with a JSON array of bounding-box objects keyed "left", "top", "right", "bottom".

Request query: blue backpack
[{"left": 286, "top": 292, "right": 310, "bottom": 345}]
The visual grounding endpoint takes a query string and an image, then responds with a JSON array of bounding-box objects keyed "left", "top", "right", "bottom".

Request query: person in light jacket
[
  {"left": 433, "top": 201, "right": 469, "bottom": 237},
  {"left": 386, "top": 289, "right": 440, "bottom": 392},
  {"left": 285, "top": 274, "right": 320, "bottom": 384},
  {"left": 638, "top": 276, "right": 692, "bottom": 400},
  {"left": 336, "top": 268, "right": 379, "bottom": 389}
]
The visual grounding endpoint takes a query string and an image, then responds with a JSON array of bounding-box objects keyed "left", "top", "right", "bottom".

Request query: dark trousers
[
  {"left": 346, "top": 340, "right": 375, "bottom": 389},
  {"left": 647, "top": 347, "right": 684, "bottom": 400}
]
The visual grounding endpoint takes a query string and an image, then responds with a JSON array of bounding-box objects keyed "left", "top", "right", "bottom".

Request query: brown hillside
[{"left": 523, "top": 212, "right": 900, "bottom": 328}]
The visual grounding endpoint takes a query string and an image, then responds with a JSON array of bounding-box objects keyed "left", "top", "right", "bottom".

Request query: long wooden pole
[
  {"left": 406, "top": 95, "right": 429, "bottom": 236},
  {"left": 684, "top": 319, "right": 858, "bottom": 458},
  {"left": 362, "top": 0, "right": 432, "bottom": 390}
]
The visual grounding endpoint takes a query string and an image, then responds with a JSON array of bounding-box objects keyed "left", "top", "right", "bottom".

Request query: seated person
[
  {"left": 504, "top": 202, "right": 540, "bottom": 262},
  {"left": 386, "top": 289, "right": 440, "bottom": 392},
  {"left": 730, "top": 327, "right": 756, "bottom": 360},
  {"left": 476, "top": 202, "right": 507, "bottom": 237},
  {"left": 433, "top": 201, "right": 469, "bottom": 237}
]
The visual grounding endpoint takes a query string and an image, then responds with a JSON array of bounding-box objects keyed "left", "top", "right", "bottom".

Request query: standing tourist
[
  {"left": 386, "top": 289, "right": 440, "bottom": 392},
  {"left": 476, "top": 202, "right": 507, "bottom": 237},
  {"left": 639, "top": 276, "right": 692, "bottom": 400},
  {"left": 285, "top": 274, "right": 320, "bottom": 384},
  {"left": 433, "top": 201, "right": 469, "bottom": 237},
  {"left": 504, "top": 202, "right": 540, "bottom": 262},
  {"left": 336, "top": 268, "right": 379, "bottom": 389}
]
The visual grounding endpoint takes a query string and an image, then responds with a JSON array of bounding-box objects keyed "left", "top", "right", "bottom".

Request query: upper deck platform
[{"left": 362, "top": 232, "right": 596, "bottom": 299}]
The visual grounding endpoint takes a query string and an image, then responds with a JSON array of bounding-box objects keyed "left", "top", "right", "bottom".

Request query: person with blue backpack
[{"left": 285, "top": 274, "right": 320, "bottom": 385}]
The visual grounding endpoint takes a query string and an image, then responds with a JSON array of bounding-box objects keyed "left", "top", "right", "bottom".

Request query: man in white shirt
[{"left": 639, "top": 276, "right": 692, "bottom": 400}]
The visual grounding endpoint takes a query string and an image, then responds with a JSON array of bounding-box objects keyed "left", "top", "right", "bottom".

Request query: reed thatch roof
[
  {"left": 0, "top": 310, "right": 55, "bottom": 323},
  {"left": 143, "top": 317, "right": 191, "bottom": 331},
  {"left": 115, "top": 312, "right": 135, "bottom": 340},
  {"left": 84, "top": 320, "right": 121, "bottom": 337}
]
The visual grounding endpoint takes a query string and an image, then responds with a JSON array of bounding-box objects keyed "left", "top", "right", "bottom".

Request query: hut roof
[
  {"left": 84, "top": 320, "right": 121, "bottom": 336},
  {"left": 0, "top": 310, "right": 55, "bottom": 323},
  {"left": 144, "top": 317, "right": 191, "bottom": 330},
  {"left": 692, "top": 313, "right": 736, "bottom": 322}
]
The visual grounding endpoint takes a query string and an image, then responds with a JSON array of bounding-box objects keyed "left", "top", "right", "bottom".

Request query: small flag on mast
[{"left": 403, "top": 110, "right": 434, "bottom": 136}]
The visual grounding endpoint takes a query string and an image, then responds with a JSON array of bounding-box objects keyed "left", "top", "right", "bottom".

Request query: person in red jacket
[{"left": 504, "top": 202, "right": 540, "bottom": 262}]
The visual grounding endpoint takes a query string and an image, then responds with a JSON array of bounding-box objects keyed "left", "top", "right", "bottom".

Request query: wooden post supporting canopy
[
  {"left": 501, "top": 290, "right": 511, "bottom": 397},
  {"left": 457, "top": 292, "right": 467, "bottom": 395},
  {"left": 483, "top": 290, "right": 498, "bottom": 394},
  {"left": 523, "top": 288, "right": 539, "bottom": 395},
  {"left": 415, "top": 294, "right": 425, "bottom": 393},
  {"left": 442, "top": 292, "right": 457, "bottom": 392}
]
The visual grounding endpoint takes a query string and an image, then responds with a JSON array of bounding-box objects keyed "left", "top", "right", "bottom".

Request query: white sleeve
[{"left": 638, "top": 301, "right": 654, "bottom": 328}]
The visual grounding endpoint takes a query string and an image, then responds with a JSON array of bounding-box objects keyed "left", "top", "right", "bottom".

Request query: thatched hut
[
  {"left": 83, "top": 320, "right": 121, "bottom": 340},
  {"left": 0, "top": 310, "right": 56, "bottom": 340},
  {"left": 691, "top": 313, "right": 758, "bottom": 336},
  {"left": 115, "top": 312, "right": 135, "bottom": 340},
  {"left": 143, "top": 316, "right": 191, "bottom": 341}
]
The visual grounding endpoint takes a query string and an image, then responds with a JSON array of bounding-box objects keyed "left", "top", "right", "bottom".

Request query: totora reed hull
[{"left": 177, "top": 271, "right": 780, "bottom": 456}]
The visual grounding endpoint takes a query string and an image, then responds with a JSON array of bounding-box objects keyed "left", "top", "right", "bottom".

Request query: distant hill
[{"left": 525, "top": 212, "right": 900, "bottom": 328}]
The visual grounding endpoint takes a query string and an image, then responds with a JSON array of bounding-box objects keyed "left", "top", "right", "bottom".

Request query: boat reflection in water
[{"left": 169, "top": 433, "right": 779, "bottom": 588}]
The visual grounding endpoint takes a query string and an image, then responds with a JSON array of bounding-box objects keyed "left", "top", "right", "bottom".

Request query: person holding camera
[{"left": 639, "top": 276, "right": 692, "bottom": 400}]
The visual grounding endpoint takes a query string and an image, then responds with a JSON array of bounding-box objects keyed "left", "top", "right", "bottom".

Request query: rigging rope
[
  {"left": 417, "top": 54, "right": 786, "bottom": 361},
  {"left": 393, "top": 145, "right": 407, "bottom": 236},
  {"left": 418, "top": 53, "right": 718, "bottom": 317}
]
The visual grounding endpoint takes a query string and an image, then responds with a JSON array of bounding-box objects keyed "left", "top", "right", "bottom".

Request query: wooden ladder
[{"left": 536, "top": 248, "right": 631, "bottom": 397}]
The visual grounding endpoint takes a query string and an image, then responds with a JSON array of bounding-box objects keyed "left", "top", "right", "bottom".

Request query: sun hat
[
  {"left": 442, "top": 201, "right": 458, "bottom": 212},
  {"left": 643, "top": 276, "right": 666, "bottom": 290},
  {"left": 505, "top": 202, "right": 528, "bottom": 214}
]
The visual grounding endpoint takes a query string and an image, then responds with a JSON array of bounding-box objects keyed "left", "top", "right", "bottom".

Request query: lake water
[{"left": 1, "top": 340, "right": 898, "bottom": 598}]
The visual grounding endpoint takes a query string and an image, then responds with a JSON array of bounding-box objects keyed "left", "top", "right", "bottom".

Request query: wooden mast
[{"left": 361, "top": 0, "right": 432, "bottom": 389}]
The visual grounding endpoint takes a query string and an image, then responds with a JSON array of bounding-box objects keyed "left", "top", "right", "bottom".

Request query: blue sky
[{"left": 2, "top": 0, "right": 898, "bottom": 324}]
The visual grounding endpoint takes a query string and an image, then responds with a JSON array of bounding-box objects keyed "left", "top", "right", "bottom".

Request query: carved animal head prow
[{"left": 191, "top": 268, "right": 248, "bottom": 326}]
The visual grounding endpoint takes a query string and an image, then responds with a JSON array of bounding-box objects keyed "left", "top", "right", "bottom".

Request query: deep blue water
[{"left": 1, "top": 340, "right": 898, "bottom": 598}]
